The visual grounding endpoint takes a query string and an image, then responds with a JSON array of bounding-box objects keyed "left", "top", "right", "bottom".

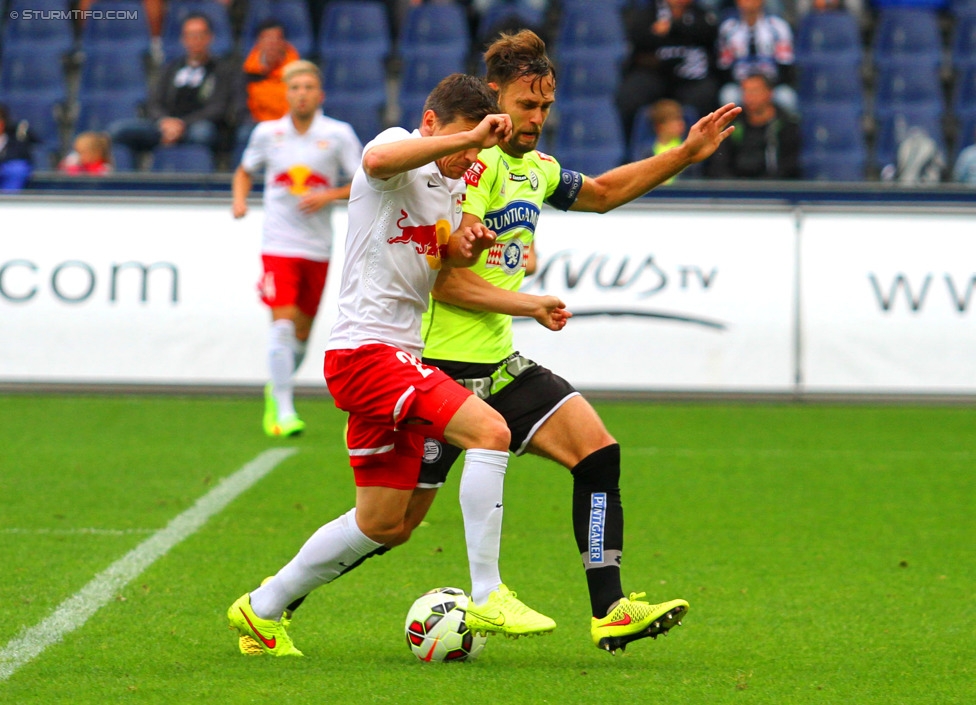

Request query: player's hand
[
  {"left": 455, "top": 222, "right": 496, "bottom": 263},
  {"left": 298, "top": 190, "right": 331, "bottom": 214},
  {"left": 232, "top": 200, "right": 248, "bottom": 219},
  {"left": 683, "top": 103, "right": 742, "bottom": 163},
  {"left": 532, "top": 295, "right": 572, "bottom": 332},
  {"left": 470, "top": 114, "right": 513, "bottom": 150},
  {"left": 158, "top": 117, "right": 185, "bottom": 145}
]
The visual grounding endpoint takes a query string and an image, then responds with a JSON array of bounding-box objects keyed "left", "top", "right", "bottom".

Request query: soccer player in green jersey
[{"left": 416, "top": 30, "right": 741, "bottom": 654}]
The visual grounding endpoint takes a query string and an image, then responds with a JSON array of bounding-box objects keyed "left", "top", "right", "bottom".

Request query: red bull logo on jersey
[
  {"left": 388, "top": 210, "right": 451, "bottom": 269},
  {"left": 270, "top": 164, "right": 331, "bottom": 195}
]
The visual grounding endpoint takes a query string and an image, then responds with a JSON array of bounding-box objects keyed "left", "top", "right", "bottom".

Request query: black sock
[
  {"left": 571, "top": 444, "right": 624, "bottom": 618},
  {"left": 285, "top": 545, "right": 391, "bottom": 614}
]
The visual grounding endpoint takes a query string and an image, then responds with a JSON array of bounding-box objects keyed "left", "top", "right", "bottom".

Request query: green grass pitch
[{"left": 0, "top": 394, "right": 973, "bottom": 703}]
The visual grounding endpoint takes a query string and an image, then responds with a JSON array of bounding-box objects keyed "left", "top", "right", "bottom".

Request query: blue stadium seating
[
  {"left": 800, "top": 105, "right": 866, "bottom": 180},
  {"left": 398, "top": 3, "right": 469, "bottom": 65},
  {"left": 552, "top": 98, "right": 625, "bottom": 175},
  {"left": 243, "top": 0, "right": 314, "bottom": 58},
  {"left": 75, "top": 93, "right": 145, "bottom": 134},
  {"left": 3, "top": 95, "right": 63, "bottom": 168},
  {"left": 476, "top": 3, "right": 545, "bottom": 41},
  {"left": 0, "top": 44, "right": 67, "bottom": 101},
  {"left": 1, "top": 0, "right": 75, "bottom": 56},
  {"left": 79, "top": 46, "right": 147, "bottom": 93},
  {"left": 555, "top": 52, "right": 620, "bottom": 104},
  {"left": 554, "top": 2, "right": 626, "bottom": 65},
  {"left": 797, "top": 57, "right": 865, "bottom": 112},
  {"left": 951, "top": 9, "right": 976, "bottom": 71},
  {"left": 953, "top": 64, "right": 976, "bottom": 115},
  {"left": 320, "top": 51, "right": 387, "bottom": 138},
  {"left": 82, "top": 0, "right": 151, "bottom": 56},
  {"left": 873, "top": 105, "right": 945, "bottom": 169},
  {"left": 397, "top": 53, "right": 467, "bottom": 131},
  {"left": 873, "top": 60, "right": 944, "bottom": 116},
  {"left": 795, "top": 10, "right": 863, "bottom": 68},
  {"left": 318, "top": 1, "right": 391, "bottom": 61},
  {"left": 152, "top": 144, "right": 215, "bottom": 172},
  {"left": 872, "top": 8, "right": 942, "bottom": 68},
  {"left": 325, "top": 98, "right": 384, "bottom": 145},
  {"left": 161, "top": 0, "right": 234, "bottom": 61}
]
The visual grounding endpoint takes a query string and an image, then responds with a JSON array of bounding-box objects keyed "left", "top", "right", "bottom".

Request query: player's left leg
[{"left": 527, "top": 395, "right": 688, "bottom": 653}]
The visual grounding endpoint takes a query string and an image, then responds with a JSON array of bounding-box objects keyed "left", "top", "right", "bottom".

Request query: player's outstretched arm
[
  {"left": 231, "top": 165, "right": 253, "bottom": 219},
  {"left": 433, "top": 267, "right": 572, "bottom": 332},
  {"left": 363, "top": 114, "right": 512, "bottom": 180},
  {"left": 570, "top": 103, "right": 741, "bottom": 214}
]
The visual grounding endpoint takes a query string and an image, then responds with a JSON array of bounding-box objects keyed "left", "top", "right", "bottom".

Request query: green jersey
[{"left": 420, "top": 145, "right": 584, "bottom": 362}]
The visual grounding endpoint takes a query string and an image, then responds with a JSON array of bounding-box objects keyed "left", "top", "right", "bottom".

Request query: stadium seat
[
  {"left": 554, "top": 2, "right": 626, "bottom": 65},
  {"left": 398, "top": 2, "right": 469, "bottom": 65},
  {"left": 82, "top": 0, "right": 151, "bottom": 56},
  {"left": 242, "top": 0, "right": 314, "bottom": 58},
  {"left": 800, "top": 105, "right": 867, "bottom": 180},
  {"left": 397, "top": 53, "right": 467, "bottom": 131},
  {"left": 320, "top": 51, "right": 387, "bottom": 138},
  {"left": 872, "top": 8, "right": 943, "bottom": 68},
  {"left": 797, "top": 57, "right": 865, "bottom": 112},
  {"left": 317, "top": 1, "right": 391, "bottom": 61},
  {"left": 1, "top": 0, "right": 75, "bottom": 56},
  {"left": 324, "top": 97, "right": 384, "bottom": 144},
  {"left": 873, "top": 105, "right": 945, "bottom": 170},
  {"left": 3, "top": 95, "right": 63, "bottom": 168},
  {"left": 161, "top": 0, "right": 234, "bottom": 61},
  {"left": 151, "top": 144, "right": 215, "bottom": 172},
  {"left": 552, "top": 98, "right": 626, "bottom": 175},
  {"left": 953, "top": 64, "right": 976, "bottom": 115},
  {"left": 794, "top": 10, "right": 863, "bottom": 68},
  {"left": 873, "top": 60, "right": 944, "bottom": 116},
  {"left": 476, "top": 3, "right": 545, "bottom": 42},
  {"left": 79, "top": 46, "right": 147, "bottom": 93},
  {"left": 555, "top": 52, "right": 620, "bottom": 105},
  {"left": 0, "top": 44, "right": 67, "bottom": 101},
  {"left": 951, "top": 9, "right": 976, "bottom": 71},
  {"left": 75, "top": 93, "right": 145, "bottom": 134}
]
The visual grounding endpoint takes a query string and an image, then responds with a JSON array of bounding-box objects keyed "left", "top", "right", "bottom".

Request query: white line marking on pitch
[{"left": 0, "top": 447, "right": 298, "bottom": 683}]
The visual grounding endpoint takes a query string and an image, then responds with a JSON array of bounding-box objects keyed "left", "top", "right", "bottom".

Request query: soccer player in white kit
[
  {"left": 228, "top": 74, "right": 556, "bottom": 657},
  {"left": 232, "top": 60, "right": 363, "bottom": 437}
]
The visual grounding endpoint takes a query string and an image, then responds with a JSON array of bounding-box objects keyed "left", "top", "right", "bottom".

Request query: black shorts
[{"left": 417, "top": 352, "right": 578, "bottom": 488}]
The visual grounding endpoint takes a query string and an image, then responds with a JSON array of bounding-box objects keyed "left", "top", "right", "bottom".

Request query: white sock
[
  {"left": 294, "top": 338, "right": 308, "bottom": 371},
  {"left": 250, "top": 508, "right": 382, "bottom": 619},
  {"left": 268, "top": 319, "right": 298, "bottom": 418},
  {"left": 459, "top": 448, "right": 509, "bottom": 604}
]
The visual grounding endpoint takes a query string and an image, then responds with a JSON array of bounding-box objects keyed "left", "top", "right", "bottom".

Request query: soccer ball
[{"left": 404, "top": 587, "right": 487, "bottom": 662}]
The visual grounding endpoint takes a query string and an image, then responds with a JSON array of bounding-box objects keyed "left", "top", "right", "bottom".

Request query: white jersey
[
  {"left": 241, "top": 112, "right": 363, "bottom": 261},
  {"left": 327, "top": 127, "right": 466, "bottom": 358}
]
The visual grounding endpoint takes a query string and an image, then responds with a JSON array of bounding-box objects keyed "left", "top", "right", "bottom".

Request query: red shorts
[
  {"left": 325, "top": 344, "right": 472, "bottom": 490},
  {"left": 259, "top": 255, "right": 329, "bottom": 318}
]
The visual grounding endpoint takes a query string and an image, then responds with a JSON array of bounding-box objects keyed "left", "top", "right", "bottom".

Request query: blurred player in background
[
  {"left": 415, "top": 30, "right": 740, "bottom": 654},
  {"left": 228, "top": 74, "right": 562, "bottom": 657},
  {"left": 232, "top": 60, "right": 362, "bottom": 437}
]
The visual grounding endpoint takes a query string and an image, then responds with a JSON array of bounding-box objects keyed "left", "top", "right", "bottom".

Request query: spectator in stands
[
  {"left": 108, "top": 14, "right": 236, "bottom": 162},
  {"left": 705, "top": 72, "right": 800, "bottom": 178},
  {"left": 235, "top": 20, "right": 301, "bottom": 149},
  {"left": 616, "top": 0, "right": 719, "bottom": 143},
  {"left": 637, "top": 99, "right": 688, "bottom": 183},
  {"left": 716, "top": 0, "right": 798, "bottom": 115},
  {"left": 0, "top": 103, "right": 34, "bottom": 192},
  {"left": 58, "top": 132, "right": 114, "bottom": 175}
]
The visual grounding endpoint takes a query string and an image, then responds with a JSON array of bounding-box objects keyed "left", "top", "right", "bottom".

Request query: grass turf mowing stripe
[{"left": 0, "top": 447, "right": 297, "bottom": 682}]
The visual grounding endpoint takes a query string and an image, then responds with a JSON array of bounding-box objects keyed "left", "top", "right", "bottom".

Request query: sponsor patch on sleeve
[{"left": 464, "top": 159, "right": 488, "bottom": 187}]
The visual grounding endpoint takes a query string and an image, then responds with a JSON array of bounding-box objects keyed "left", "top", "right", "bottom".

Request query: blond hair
[{"left": 282, "top": 60, "right": 322, "bottom": 85}]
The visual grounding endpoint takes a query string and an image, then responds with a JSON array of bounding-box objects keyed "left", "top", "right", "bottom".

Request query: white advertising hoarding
[
  {"left": 800, "top": 211, "right": 976, "bottom": 393},
  {"left": 0, "top": 199, "right": 343, "bottom": 386},
  {"left": 514, "top": 209, "right": 798, "bottom": 391}
]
